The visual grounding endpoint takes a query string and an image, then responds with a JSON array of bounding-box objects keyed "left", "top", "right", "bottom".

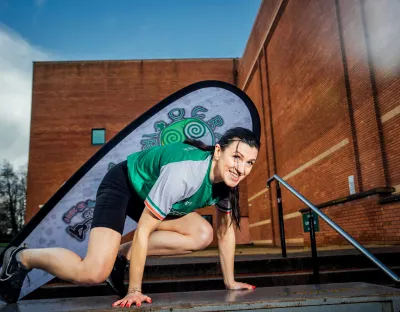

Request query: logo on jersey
[{"left": 140, "top": 106, "right": 224, "bottom": 150}]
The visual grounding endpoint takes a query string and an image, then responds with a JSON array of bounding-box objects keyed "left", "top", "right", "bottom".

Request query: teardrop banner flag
[{"left": 0, "top": 80, "right": 260, "bottom": 300}]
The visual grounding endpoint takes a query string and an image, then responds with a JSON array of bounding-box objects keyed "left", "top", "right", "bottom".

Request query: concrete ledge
[
  {"left": 3, "top": 283, "right": 400, "bottom": 312},
  {"left": 379, "top": 194, "right": 400, "bottom": 205},
  {"left": 299, "top": 187, "right": 395, "bottom": 213}
]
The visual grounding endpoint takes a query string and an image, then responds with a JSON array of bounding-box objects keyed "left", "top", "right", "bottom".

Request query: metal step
[
  {"left": 2, "top": 283, "right": 400, "bottom": 311},
  {"left": 29, "top": 247, "right": 400, "bottom": 285},
  {"left": 21, "top": 248, "right": 400, "bottom": 300}
]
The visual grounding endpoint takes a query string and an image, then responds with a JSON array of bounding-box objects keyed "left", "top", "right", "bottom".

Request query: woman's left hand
[{"left": 226, "top": 281, "right": 256, "bottom": 290}]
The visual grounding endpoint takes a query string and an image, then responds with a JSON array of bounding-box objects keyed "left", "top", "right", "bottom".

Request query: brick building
[{"left": 26, "top": 0, "right": 400, "bottom": 248}]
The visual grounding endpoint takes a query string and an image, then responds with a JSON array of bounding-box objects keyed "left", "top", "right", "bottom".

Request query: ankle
[{"left": 16, "top": 250, "right": 30, "bottom": 270}]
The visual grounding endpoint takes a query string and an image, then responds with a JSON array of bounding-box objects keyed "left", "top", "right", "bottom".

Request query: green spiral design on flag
[
  {"left": 160, "top": 117, "right": 215, "bottom": 145},
  {"left": 161, "top": 129, "right": 184, "bottom": 145},
  {"left": 184, "top": 120, "right": 206, "bottom": 139}
]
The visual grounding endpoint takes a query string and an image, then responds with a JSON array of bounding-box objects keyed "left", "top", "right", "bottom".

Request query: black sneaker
[
  {"left": 0, "top": 246, "right": 31, "bottom": 304},
  {"left": 106, "top": 254, "right": 128, "bottom": 297}
]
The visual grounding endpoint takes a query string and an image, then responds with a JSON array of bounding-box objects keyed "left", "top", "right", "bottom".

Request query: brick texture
[
  {"left": 362, "top": 0, "right": 400, "bottom": 187},
  {"left": 240, "top": 0, "right": 400, "bottom": 247},
  {"left": 237, "top": 0, "right": 283, "bottom": 89},
  {"left": 303, "top": 195, "right": 400, "bottom": 246}
]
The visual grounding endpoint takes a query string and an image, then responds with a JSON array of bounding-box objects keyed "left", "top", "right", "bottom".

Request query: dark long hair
[{"left": 184, "top": 127, "right": 261, "bottom": 229}]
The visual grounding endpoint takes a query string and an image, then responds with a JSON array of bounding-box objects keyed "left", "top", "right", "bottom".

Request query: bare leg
[
  {"left": 119, "top": 212, "right": 213, "bottom": 259},
  {"left": 19, "top": 227, "right": 121, "bottom": 285}
]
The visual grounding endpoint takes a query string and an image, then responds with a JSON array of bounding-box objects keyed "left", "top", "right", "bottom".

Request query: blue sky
[
  {"left": 0, "top": 0, "right": 261, "bottom": 60},
  {"left": 0, "top": 0, "right": 261, "bottom": 167}
]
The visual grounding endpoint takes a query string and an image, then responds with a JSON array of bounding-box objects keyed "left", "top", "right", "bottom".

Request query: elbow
[
  {"left": 217, "top": 228, "right": 229, "bottom": 241},
  {"left": 134, "top": 226, "right": 153, "bottom": 241},
  {"left": 217, "top": 231, "right": 225, "bottom": 241},
  {"left": 217, "top": 224, "right": 228, "bottom": 241},
  {"left": 218, "top": 225, "right": 235, "bottom": 242}
]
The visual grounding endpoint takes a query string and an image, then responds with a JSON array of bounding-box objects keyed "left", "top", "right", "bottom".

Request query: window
[
  {"left": 92, "top": 128, "right": 106, "bottom": 145},
  {"left": 202, "top": 215, "right": 213, "bottom": 226}
]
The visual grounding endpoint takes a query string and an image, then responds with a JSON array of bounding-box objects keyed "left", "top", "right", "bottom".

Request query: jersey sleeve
[{"left": 144, "top": 163, "right": 187, "bottom": 220}]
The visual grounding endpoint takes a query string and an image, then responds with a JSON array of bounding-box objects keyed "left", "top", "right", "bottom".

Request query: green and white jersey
[{"left": 126, "top": 142, "right": 232, "bottom": 220}]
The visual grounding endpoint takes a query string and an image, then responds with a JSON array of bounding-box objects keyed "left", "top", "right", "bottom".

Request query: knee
[
  {"left": 194, "top": 222, "right": 214, "bottom": 250},
  {"left": 78, "top": 263, "right": 111, "bottom": 285}
]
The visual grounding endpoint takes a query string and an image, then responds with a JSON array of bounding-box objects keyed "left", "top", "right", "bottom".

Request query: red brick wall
[
  {"left": 362, "top": 0, "right": 400, "bottom": 188},
  {"left": 245, "top": 66, "right": 272, "bottom": 243},
  {"left": 237, "top": 0, "right": 283, "bottom": 89},
  {"left": 339, "top": 0, "right": 387, "bottom": 191},
  {"left": 239, "top": 0, "right": 400, "bottom": 246},
  {"left": 303, "top": 195, "right": 400, "bottom": 246},
  {"left": 267, "top": 0, "right": 358, "bottom": 245}
]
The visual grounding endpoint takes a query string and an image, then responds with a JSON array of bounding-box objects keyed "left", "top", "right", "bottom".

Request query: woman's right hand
[
  {"left": 112, "top": 291, "right": 152, "bottom": 308},
  {"left": 115, "top": 209, "right": 160, "bottom": 307}
]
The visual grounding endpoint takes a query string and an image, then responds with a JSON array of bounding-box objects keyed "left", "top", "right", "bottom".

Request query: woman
[{"left": 0, "top": 127, "right": 260, "bottom": 307}]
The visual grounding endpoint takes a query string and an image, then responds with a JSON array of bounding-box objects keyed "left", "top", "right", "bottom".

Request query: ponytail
[{"left": 183, "top": 139, "right": 215, "bottom": 152}]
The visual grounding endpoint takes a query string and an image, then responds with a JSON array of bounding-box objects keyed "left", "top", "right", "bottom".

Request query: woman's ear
[{"left": 214, "top": 144, "right": 221, "bottom": 161}]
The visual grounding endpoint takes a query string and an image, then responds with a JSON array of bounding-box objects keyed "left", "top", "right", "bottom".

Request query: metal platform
[{"left": 1, "top": 282, "right": 399, "bottom": 311}]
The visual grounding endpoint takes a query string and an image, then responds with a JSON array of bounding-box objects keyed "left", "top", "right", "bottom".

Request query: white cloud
[{"left": 0, "top": 24, "right": 50, "bottom": 169}]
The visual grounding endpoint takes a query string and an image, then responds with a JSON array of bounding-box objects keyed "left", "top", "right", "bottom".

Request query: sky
[{"left": 0, "top": 0, "right": 261, "bottom": 169}]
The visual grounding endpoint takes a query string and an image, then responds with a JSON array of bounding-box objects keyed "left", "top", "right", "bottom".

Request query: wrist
[
  {"left": 127, "top": 287, "right": 142, "bottom": 294},
  {"left": 224, "top": 280, "right": 235, "bottom": 289}
]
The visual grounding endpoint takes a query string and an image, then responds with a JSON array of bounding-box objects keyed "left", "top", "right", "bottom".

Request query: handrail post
[
  {"left": 276, "top": 182, "right": 287, "bottom": 258},
  {"left": 308, "top": 210, "right": 320, "bottom": 284}
]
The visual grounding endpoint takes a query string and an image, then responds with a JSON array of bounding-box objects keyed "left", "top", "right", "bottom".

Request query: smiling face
[{"left": 212, "top": 139, "right": 259, "bottom": 187}]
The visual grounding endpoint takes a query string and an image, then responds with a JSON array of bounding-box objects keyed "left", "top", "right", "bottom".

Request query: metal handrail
[{"left": 267, "top": 174, "right": 400, "bottom": 283}]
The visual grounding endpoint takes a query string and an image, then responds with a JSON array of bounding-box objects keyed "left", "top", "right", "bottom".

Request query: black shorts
[{"left": 91, "top": 161, "right": 144, "bottom": 234}]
